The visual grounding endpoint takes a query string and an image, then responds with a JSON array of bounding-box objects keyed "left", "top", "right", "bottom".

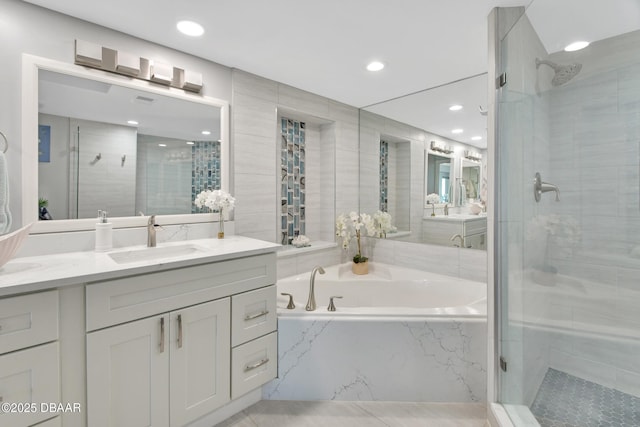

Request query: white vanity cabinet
[
  {"left": 87, "top": 299, "right": 231, "bottom": 427},
  {"left": 85, "top": 252, "right": 277, "bottom": 427},
  {"left": 0, "top": 291, "right": 60, "bottom": 427},
  {"left": 422, "top": 215, "right": 487, "bottom": 249}
]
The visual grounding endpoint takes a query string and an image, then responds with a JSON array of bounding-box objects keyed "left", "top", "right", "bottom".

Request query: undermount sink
[{"left": 108, "top": 244, "right": 205, "bottom": 264}]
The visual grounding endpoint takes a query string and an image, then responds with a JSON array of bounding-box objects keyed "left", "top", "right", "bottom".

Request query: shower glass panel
[{"left": 497, "top": 1, "right": 640, "bottom": 426}]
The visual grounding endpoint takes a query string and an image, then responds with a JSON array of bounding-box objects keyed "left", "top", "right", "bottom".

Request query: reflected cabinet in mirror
[
  {"left": 359, "top": 74, "right": 488, "bottom": 249},
  {"left": 23, "top": 55, "right": 229, "bottom": 232}
]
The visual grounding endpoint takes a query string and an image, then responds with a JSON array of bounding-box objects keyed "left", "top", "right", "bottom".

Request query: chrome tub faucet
[{"left": 305, "top": 266, "right": 325, "bottom": 311}]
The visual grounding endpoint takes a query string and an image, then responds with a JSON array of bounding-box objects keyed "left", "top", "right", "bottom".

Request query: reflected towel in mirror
[{"left": 0, "top": 152, "right": 11, "bottom": 234}]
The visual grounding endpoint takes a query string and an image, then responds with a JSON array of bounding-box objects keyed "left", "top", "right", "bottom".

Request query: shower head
[{"left": 535, "top": 58, "right": 582, "bottom": 86}]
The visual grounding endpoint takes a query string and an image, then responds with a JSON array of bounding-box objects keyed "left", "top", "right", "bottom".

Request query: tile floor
[
  {"left": 531, "top": 368, "right": 640, "bottom": 427},
  {"left": 216, "top": 400, "right": 488, "bottom": 427}
]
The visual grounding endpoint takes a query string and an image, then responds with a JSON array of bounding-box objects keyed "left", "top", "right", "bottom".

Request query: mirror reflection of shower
[{"left": 535, "top": 58, "right": 582, "bottom": 86}]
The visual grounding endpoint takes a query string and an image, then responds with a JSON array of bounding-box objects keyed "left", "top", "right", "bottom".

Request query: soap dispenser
[{"left": 95, "top": 210, "right": 113, "bottom": 252}]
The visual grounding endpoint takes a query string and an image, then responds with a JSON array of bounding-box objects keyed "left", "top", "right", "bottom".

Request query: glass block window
[
  {"left": 280, "top": 118, "right": 306, "bottom": 245},
  {"left": 191, "top": 140, "right": 221, "bottom": 213},
  {"left": 380, "top": 140, "right": 389, "bottom": 212}
]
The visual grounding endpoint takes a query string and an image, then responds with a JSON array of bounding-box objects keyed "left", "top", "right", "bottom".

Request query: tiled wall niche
[{"left": 279, "top": 118, "right": 306, "bottom": 244}]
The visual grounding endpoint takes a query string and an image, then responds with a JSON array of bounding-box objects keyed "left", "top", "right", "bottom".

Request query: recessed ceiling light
[
  {"left": 127, "top": 120, "right": 138, "bottom": 125},
  {"left": 177, "top": 20, "right": 204, "bottom": 37},
  {"left": 158, "top": 143, "right": 167, "bottom": 147},
  {"left": 201, "top": 130, "right": 211, "bottom": 135},
  {"left": 449, "top": 105, "right": 463, "bottom": 111},
  {"left": 564, "top": 41, "right": 589, "bottom": 52},
  {"left": 471, "top": 136, "right": 482, "bottom": 141},
  {"left": 186, "top": 141, "right": 195, "bottom": 145},
  {"left": 366, "top": 61, "right": 385, "bottom": 72},
  {"left": 452, "top": 129, "right": 464, "bottom": 134}
]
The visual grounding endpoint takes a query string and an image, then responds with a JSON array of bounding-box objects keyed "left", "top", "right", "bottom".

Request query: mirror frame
[
  {"left": 424, "top": 148, "right": 456, "bottom": 208},
  {"left": 22, "top": 54, "right": 230, "bottom": 233}
]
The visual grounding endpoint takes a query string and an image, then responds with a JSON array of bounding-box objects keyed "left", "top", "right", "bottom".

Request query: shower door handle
[{"left": 534, "top": 172, "right": 560, "bottom": 202}]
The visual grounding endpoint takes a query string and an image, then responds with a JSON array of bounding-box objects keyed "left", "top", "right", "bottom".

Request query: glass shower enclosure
[{"left": 496, "top": 1, "right": 640, "bottom": 426}]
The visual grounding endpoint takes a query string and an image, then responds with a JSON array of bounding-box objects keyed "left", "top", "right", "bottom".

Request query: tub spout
[{"left": 306, "top": 266, "right": 325, "bottom": 311}]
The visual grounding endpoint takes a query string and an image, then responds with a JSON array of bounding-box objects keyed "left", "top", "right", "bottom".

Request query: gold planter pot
[{"left": 352, "top": 260, "right": 369, "bottom": 275}]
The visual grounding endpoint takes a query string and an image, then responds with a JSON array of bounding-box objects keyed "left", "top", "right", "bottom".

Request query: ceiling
[{"left": 23, "top": 0, "right": 640, "bottom": 150}]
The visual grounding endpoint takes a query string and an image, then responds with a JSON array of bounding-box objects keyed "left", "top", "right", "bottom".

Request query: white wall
[{"left": 0, "top": 0, "right": 231, "bottom": 230}]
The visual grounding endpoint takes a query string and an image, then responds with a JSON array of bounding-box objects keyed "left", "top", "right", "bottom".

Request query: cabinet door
[
  {"left": 170, "top": 298, "right": 231, "bottom": 427},
  {"left": 87, "top": 314, "right": 169, "bottom": 427},
  {"left": 0, "top": 343, "right": 60, "bottom": 427}
]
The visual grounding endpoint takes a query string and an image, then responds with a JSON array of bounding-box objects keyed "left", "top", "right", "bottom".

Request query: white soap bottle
[{"left": 95, "top": 210, "right": 113, "bottom": 252}]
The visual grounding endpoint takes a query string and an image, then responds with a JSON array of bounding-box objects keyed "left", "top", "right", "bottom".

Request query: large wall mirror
[
  {"left": 359, "top": 74, "right": 488, "bottom": 249},
  {"left": 22, "top": 55, "right": 229, "bottom": 233},
  {"left": 426, "top": 152, "right": 454, "bottom": 204}
]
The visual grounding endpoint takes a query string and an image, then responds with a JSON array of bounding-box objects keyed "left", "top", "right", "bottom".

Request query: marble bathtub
[{"left": 263, "top": 262, "right": 487, "bottom": 402}]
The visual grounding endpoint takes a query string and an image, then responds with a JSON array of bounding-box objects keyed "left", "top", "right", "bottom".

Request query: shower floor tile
[{"left": 531, "top": 368, "right": 640, "bottom": 427}]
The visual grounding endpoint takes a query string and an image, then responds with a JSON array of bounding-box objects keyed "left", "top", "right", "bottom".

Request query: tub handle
[
  {"left": 281, "top": 293, "right": 296, "bottom": 309},
  {"left": 327, "top": 296, "right": 343, "bottom": 312}
]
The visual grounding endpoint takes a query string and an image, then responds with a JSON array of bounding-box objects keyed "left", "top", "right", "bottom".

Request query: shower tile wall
[
  {"left": 280, "top": 118, "right": 306, "bottom": 245},
  {"left": 542, "top": 29, "right": 640, "bottom": 398},
  {"left": 191, "top": 140, "right": 222, "bottom": 213}
]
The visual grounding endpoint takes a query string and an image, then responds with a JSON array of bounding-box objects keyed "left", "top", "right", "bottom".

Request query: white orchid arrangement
[
  {"left": 373, "top": 210, "right": 394, "bottom": 238},
  {"left": 194, "top": 189, "right": 236, "bottom": 214},
  {"left": 336, "top": 211, "right": 387, "bottom": 263},
  {"left": 426, "top": 193, "right": 441, "bottom": 205},
  {"left": 526, "top": 214, "right": 581, "bottom": 257}
]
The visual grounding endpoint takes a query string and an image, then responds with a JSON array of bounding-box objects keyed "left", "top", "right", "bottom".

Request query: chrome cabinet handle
[
  {"left": 244, "top": 310, "right": 269, "bottom": 321},
  {"left": 159, "top": 317, "right": 165, "bottom": 353},
  {"left": 280, "top": 293, "right": 295, "bottom": 309},
  {"left": 177, "top": 314, "right": 183, "bottom": 349},
  {"left": 244, "top": 358, "right": 269, "bottom": 372}
]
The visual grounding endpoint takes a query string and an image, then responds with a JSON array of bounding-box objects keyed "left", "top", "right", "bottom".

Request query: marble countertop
[
  {"left": 423, "top": 214, "right": 487, "bottom": 222},
  {"left": 0, "top": 236, "right": 280, "bottom": 297}
]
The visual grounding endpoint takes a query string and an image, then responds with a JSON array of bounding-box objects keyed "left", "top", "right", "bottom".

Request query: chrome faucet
[
  {"left": 444, "top": 204, "right": 449, "bottom": 216},
  {"left": 450, "top": 234, "right": 464, "bottom": 248},
  {"left": 147, "top": 215, "right": 159, "bottom": 247},
  {"left": 305, "top": 266, "right": 325, "bottom": 311}
]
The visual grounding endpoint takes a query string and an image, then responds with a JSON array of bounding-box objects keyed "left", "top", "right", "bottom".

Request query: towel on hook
[{"left": 0, "top": 151, "right": 12, "bottom": 234}]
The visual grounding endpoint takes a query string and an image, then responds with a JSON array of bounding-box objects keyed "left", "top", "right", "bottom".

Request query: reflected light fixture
[
  {"left": 471, "top": 136, "right": 482, "bottom": 141},
  {"left": 451, "top": 129, "right": 464, "bottom": 134},
  {"left": 366, "top": 61, "right": 385, "bottom": 72},
  {"left": 127, "top": 120, "right": 138, "bottom": 125},
  {"left": 564, "top": 41, "right": 589, "bottom": 52},
  {"left": 186, "top": 141, "right": 195, "bottom": 145},
  {"left": 201, "top": 130, "right": 211, "bottom": 135},
  {"left": 177, "top": 20, "right": 204, "bottom": 37},
  {"left": 449, "top": 105, "right": 463, "bottom": 111},
  {"left": 158, "top": 144, "right": 167, "bottom": 147}
]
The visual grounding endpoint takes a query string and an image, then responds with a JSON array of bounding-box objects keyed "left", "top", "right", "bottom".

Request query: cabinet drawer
[
  {"left": 231, "top": 332, "right": 277, "bottom": 400},
  {"left": 0, "top": 343, "right": 60, "bottom": 427},
  {"left": 231, "top": 285, "right": 277, "bottom": 346},
  {"left": 463, "top": 218, "right": 487, "bottom": 235},
  {"left": 86, "top": 253, "right": 276, "bottom": 331},
  {"left": 0, "top": 290, "right": 58, "bottom": 355}
]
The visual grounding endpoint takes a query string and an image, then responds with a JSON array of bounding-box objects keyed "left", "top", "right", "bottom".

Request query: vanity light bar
[
  {"left": 430, "top": 140, "right": 453, "bottom": 154},
  {"left": 464, "top": 150, "right": 482, "bottom": 161},
  {"left": 73, "top": 39, "right": 203, "bottom": 93}
]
